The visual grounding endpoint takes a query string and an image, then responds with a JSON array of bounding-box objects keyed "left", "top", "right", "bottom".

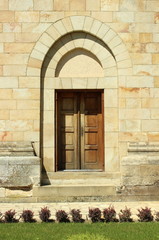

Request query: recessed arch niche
[
  {"left": 41, "top": 30, "right": 118, "bottom": 173},
  {"left": 55, "top": 48, "right": 104, "bottom": 77}
]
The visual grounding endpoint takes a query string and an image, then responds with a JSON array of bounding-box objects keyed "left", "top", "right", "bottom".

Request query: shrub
[
  {"left": 21, "top": 209, "right": 36, "bottom": 223},
  {"left": 88, "top": 208, "right": 102, "bottom": 223},
  {"left": 67, "top": 233, "right": 108, "bottom": 240},
  {"left": 119, "top": 207, "right": 133, "bottom": 222},
  {"left": 137, "top": 207, "right": 154, "bottom": 222},
  {"left": 56, "top": 210, "right": 70, "bottom": 223},
  {"left": 103, "top": 206, "right": 118, "bottom": 222},
  {"left": 4, "top": 209, "right": 18, "bottom": 223},
  {"left": 155, "top": 211, "right": 159, "bottom": 221},
  {"left": 39, "top": 207, "right": 51, "bottom": 222},
  {"left": 0, "top": 212, "right": 3, "bottom": 223},
  {"left": 70, "top": 209, "right": 84, "bottom": 223}
]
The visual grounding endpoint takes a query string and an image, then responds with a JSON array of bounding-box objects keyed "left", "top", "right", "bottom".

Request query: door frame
[{"left": 55, "top": 89, "right": 104, "bottom": 172}]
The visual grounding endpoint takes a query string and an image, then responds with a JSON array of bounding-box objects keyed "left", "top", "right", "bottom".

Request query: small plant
[
  {"left": 137, "top": 207, "right": 154, "bottom": 222},
  {"left": 21, "top": 209, "right": 36, "bottom": 223},
  {"left": 67, "top": 233, "right": 108, "bottom": 240},
  {"left": 103, "top": 206, "right": 118, "bottom": 222},
  {"left": 88, "top": 208, "right": 102, "bottom": 223},
  {"left": 56, "top": 210, "right": 70, "bottom": 223},
  {"left": 39, "top": 207, "right": 51, "bottom": 222},
  {"left": 0, "top": 212, "right": 4, "bottom": 223},
  {"left": 70, "top": 209, "right": 84, "bottom": 223},
  {"left": 4, "top": 209, "right": 18, "bottom": 223},
  {"left": 119, "top": 207, "right": 133, "bottom": 222},
  {"left": 155, "top": 211, "right": 159, "bottom": 221}
]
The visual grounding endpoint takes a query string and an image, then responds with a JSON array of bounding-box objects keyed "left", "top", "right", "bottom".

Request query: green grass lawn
[{"left": 1, "top": 222, "right": 159, "bottom": 240}]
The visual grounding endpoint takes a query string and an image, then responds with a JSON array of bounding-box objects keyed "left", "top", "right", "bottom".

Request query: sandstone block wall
[{"left": 0, "top": 0, "right": 159, "bottom": 196}]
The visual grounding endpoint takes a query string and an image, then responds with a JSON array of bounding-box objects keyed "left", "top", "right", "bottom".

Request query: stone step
[
  {"left": 31, "top": 184, "right": 159, "bottom": 203},
  {"left": 33, "top": 185, "right": 116, "bottom": 200},
  {"left": 41, "top": 172, "right": 121, "bottom": 185}
]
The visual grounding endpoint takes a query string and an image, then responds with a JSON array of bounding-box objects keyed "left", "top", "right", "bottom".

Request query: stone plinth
[
  {"left": 0, "top": 142, "right": 40, "bottom": 189},
  {"left": 0, "top": 156, "right": 40, "bottom": 188},
  {"left": 121, "top": 142, "right": 159, "bottom": 196}
]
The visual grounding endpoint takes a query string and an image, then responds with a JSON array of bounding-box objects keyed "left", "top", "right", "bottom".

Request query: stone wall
[
  {"left": 0, "top": 0, "right": 159, "bottom": 199},
  {"left": 0, "top": 0, "right": 158, "bottom": 144}
]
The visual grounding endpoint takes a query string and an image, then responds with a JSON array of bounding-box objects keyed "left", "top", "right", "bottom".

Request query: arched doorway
[
  {"left": 26, "top": 16, "right": 132, "bottom": 184},
  {"left": 41, "top": 29, "right": 118, "bottom": 173}
]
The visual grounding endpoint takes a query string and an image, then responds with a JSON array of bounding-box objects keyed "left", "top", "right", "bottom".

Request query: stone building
[{"left": 0, "top": 0, "right": 159, "bottom": 202}]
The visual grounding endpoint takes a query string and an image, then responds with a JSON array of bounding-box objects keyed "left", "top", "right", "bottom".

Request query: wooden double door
[{"left": 56, "top": 91, "right": 104, "bottom": 171}]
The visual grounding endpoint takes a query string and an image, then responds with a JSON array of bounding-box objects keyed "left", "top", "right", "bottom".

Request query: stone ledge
[
  {"left": 0, "top": 156, "right": 40, "bottom": 165},
  {"left": 128, "top": 142, "right": 159, "bottom": 153},
  {"left": 0, "top": 141, "right": 36, "bottom": 156},
  {"left": 122, "top": 155, "right": 159, "bottom": 166}
]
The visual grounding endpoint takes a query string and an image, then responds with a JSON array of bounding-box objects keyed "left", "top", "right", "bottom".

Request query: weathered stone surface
[
  {"left": 128, "top": 142, "right": 159, "bottom": 153},
  {"left": 0, "top": 142, "right": 35, "bottom": 156},
  {"left": 122, "top": 155, "right": 159, "bottom": 166},
  {"left": 0, "top": 197, "right": 37, "bottom": 203},
  {"left": 5, "top": 189, "right": 33, "bottom": 198},
  {"left": 121, "top": 142, "right": 159, "bottom": 192},
  {"left": 33, "top": 0, "right": 53, "bottom": 10},
  {"left": 0, "top": 188, "right": 5, "bottom": 198},
  {"left": 0, "top": 142, "right": 40, "bottom": 188}
]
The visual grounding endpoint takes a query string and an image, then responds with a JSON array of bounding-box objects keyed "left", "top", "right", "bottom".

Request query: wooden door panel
[
  {"left": 61, "top": 115, "right": 74, "bottom": 127},
  {"left": 85, "top": 150, "right": 97, "bottom": 163},
  {"left": 85, "top": 132, "right": 97, "bottom": 145},
  {"left": 85, "top": 97, "right": 98, "bottom": 111},
  {"left": 81, "top": 92, "right": 104, "bottom": 170},
  {"left": 61, "top": 149, "right": 75, "bottom": 170},
  {"left": 56, "top": 91, "right": 104, "bottom": 171},
  {"left": 61, "top": 98, "right": 74, "bottom": 111},
  {"left": 64, "top": 150, "right": 74, "bottom": 163},
  {"left": 57, "top": 92, "right": 78, "bottom": 170},
  {"left": 62, "top": 132, "right": 74, "bottom": 145},
  {"left": 85, "top": 115, "right": 97, "bottom": 127}
]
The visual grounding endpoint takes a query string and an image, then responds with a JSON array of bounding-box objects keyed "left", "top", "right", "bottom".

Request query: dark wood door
[{"left": 56, "top": 91, "right": 104, "bottom": 171}]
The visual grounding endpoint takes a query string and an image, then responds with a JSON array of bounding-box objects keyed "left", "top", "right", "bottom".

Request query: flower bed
[{"left": 0, "top": 206, "right": 159, "bottom": 223}]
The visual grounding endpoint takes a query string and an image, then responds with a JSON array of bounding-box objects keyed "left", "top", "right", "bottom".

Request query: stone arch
[
  {"left": 26, "top": 16, "right": 133, "bottom": 175},
  {"left": 41, "top": 31, "right": 117, "bottom": 79},
  {"left": 27, "top": 16, "right": 132, "bottom": 77}
]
